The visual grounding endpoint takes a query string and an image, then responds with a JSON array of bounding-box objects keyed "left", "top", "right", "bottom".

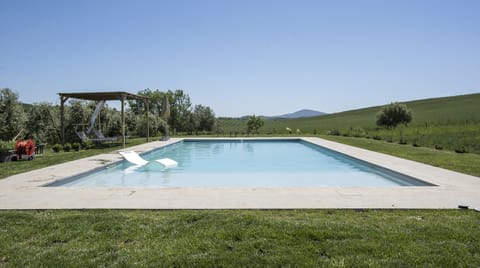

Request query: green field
[
  {"left": 1, "top": 210, "right": 479, "bottom": 267},
  {"left": 217, "top": 93, "right": 480, "bottom": 153}
]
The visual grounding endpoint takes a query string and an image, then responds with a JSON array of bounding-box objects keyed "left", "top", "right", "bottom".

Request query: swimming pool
[{"left": 50, "top": 139, "right": 432, "bottom": 187}]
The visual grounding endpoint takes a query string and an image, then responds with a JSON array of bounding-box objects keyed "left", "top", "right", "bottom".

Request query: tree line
[{"left": 0, "top": 88, "right": 217, "bottom": 145}]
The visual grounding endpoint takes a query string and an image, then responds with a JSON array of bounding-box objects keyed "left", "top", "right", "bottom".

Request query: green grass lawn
[
  {"left": 0, "top": 210, "right": 479, "bottom": 267},
  {"left": 0, "top": 137, "right": 149, "bottom": 179},
  {"left": 321, "top": 135, "right": 480, "bottom": 177}
]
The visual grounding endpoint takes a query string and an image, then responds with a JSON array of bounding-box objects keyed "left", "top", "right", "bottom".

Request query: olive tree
[
  {"left": 25, "top": 103, "right": 61, "bottom": 144},
  {"left": 65, "top": 100, "right": 92, "bottom": 142},
  {"left": 0, "top": 88, "right": 27, "bottom": 140},
  {"left": 135, "top": 113, "right": 167, "bottom": 137},
  {"left": 246, "top": 115, "right": 264, "bottom": 134},
  {"left": 169, "top": 89, "right": 193, "bottom": 133},
  {"left": 193, "top": 104, "right": 216, "bottom": 132},
  {"left": 376, "top": 102, "right": 413, "bottom": 128}
]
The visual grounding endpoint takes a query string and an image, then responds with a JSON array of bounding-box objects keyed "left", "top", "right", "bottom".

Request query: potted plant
[{"left": 0, "top": 140, "right": 16, "bottom": 162}]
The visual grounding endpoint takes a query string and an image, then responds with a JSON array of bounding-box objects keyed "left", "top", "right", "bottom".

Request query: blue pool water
[{"left": 50, "top": 140, "right": 430, "bottom": 187}]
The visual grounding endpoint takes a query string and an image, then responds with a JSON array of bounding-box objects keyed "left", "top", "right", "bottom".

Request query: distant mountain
[
  {"left": 273, "top": 109, "right": 326, "bottom": 119},
  {"left": 235, "top": 109, "right": 327, "bottom": 120}
]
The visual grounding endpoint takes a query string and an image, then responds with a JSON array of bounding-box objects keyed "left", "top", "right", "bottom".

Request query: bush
[
  {"left": 327, "top": 130, "right": 341, "bottom": 136},
  {"left": 455, "top": 146, "right": 467, "bottom": 153},
  {"left": 349, "top": 127, "right": 366, "bottom": 138},
  {"left": 247, "top": 115, "right": 265, "bottom": 134},
  {"left": 412, "top": 138, "right": 420, "bottom": 147},
  {"left": 398, "top": 137, "right": 407, "bottom": 145},
  {"left": 81, "top": 141, "right": 94, "bottom": 150},
  {"left": 0, "top": 140, "right": 15, "bottom": 152},
  {"left": 63, "top": 143, "right": 71, "bottom": 152},
  {"left": 52, "top": 144, "right": 62, "bottom": 153},
  {"left": 72, "top": 142, "right": 80, "bottom": 151},
  {"left": 435, "top": 144, "right": 443, "bottom": 150},
  {"left": 373, "top": 135, "right": 382, "bottom": 140},
  {"left": 376, "top": 102, "right": 413, "bottom": 128}
]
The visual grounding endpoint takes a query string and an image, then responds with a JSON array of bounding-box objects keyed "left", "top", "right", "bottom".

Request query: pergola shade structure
[{"left": 58, "top": 91, "right": 149, "bottom": 148}]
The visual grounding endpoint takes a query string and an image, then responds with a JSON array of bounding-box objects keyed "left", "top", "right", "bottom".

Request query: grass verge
[
  {"left": 0, "top": 138, "right": 149, "bottom": 179},
  {"left": 322, "top": 135, "right": 480, "bottom": 177},
  {"left": 0, "top": 210, "right": 479, "bottom": 267}
]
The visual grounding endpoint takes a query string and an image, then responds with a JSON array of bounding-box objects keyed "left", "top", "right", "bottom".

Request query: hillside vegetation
[{"left": 217, "top": 93, "right": 480, "bottom": 154}]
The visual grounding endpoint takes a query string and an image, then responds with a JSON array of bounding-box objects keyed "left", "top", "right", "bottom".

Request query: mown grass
[
  {"left": 0, "top": 138, "right": 149, "bottom": 179},
  {"left": 0, "top": 210, "right": 479, "bottom": 267},
  {"left": 321, "top": 135, "right": 480, "bottom": 177}
]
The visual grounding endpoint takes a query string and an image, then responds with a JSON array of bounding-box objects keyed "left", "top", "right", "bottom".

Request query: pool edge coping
[{"left": 0, "top": 137, "right": 479, "bottom": 209}]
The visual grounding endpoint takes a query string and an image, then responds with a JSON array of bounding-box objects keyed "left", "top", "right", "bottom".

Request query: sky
[{"left": 0, "top": 0, "right": 479, "bottom": 117}]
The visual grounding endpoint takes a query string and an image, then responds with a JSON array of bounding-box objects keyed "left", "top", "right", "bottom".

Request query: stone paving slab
[{"left": 0, "top": 137, "right": 479, "bottom": 209}]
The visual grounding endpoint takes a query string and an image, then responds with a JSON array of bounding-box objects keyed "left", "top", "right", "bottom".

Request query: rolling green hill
[{"left": 217, "top": 93, "right": 480, "bottom": 153}]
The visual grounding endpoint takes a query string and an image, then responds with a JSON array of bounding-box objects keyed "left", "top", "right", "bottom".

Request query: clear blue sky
[{"left": 1, "top": 0, "right": 479, "bottom": 117}]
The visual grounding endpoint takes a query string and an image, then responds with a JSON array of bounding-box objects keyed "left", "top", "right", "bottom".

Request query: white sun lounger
[{"left": 119, "top": 151, "right": 178, "bottom": 168}]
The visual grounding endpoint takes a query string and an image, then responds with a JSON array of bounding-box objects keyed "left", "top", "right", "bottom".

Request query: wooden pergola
[{"left": 58, "top": 91, "right": 149, "bottom": 148}]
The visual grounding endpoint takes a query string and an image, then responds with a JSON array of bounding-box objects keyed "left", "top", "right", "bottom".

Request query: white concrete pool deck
[{"left": 1, "top": 137, "right": 479, "bottom": 209}]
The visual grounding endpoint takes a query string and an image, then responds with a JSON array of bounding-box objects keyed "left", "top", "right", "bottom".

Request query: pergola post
[
  {"left": 60, "top": 95, "right": 69, "bottom": 146},
  {"left": 121, "top": 94, "right": 126, "bottom": 148},
  {"left": 146, "top": 99, "right": 150, "bottom": 142}
]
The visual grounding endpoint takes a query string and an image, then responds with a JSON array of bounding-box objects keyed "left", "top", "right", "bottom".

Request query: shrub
[
  {"left": 349, "top": 127, "right": 366, "bottom": 138},
  {"left": 52, "top": 144, "right": 62, "bottom": 153},
  {"left": 455, "top": 146, "right": 467, "bottom": 154},
  {"left": 373, "top": 135, "right": 382, "bottom": 140},
  {"left": 412, "top": 138, "right": 420, "bottom": 147},
  {"left": 327, "top": 129, "right": 341, "bottom": 136},
  {"left": 81, "top": 140, "right": 94, "bottom": 150},
  {"left": 72, "top": 142, "right": 80, "bottom": 151},
  {"left": 63, "top": 143, "right": 71, "bottom": 152},
  {"left": 0, "top": 140, "right": 15, "bottom": 152},
  {"left": 386, "top": 137, "right": 393, "bottom": 143},
  {"left": 435, "top": 144, "right": 443, "bottom": 150},
  {"left": 246, "top": 115, "right": 264, "bottom": 134},
  {"left": 398, "top": 137, "right": 407, "bottom": 145},
  {"left": 376, "top": 102, "right": 413, "bottom": 128}
]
